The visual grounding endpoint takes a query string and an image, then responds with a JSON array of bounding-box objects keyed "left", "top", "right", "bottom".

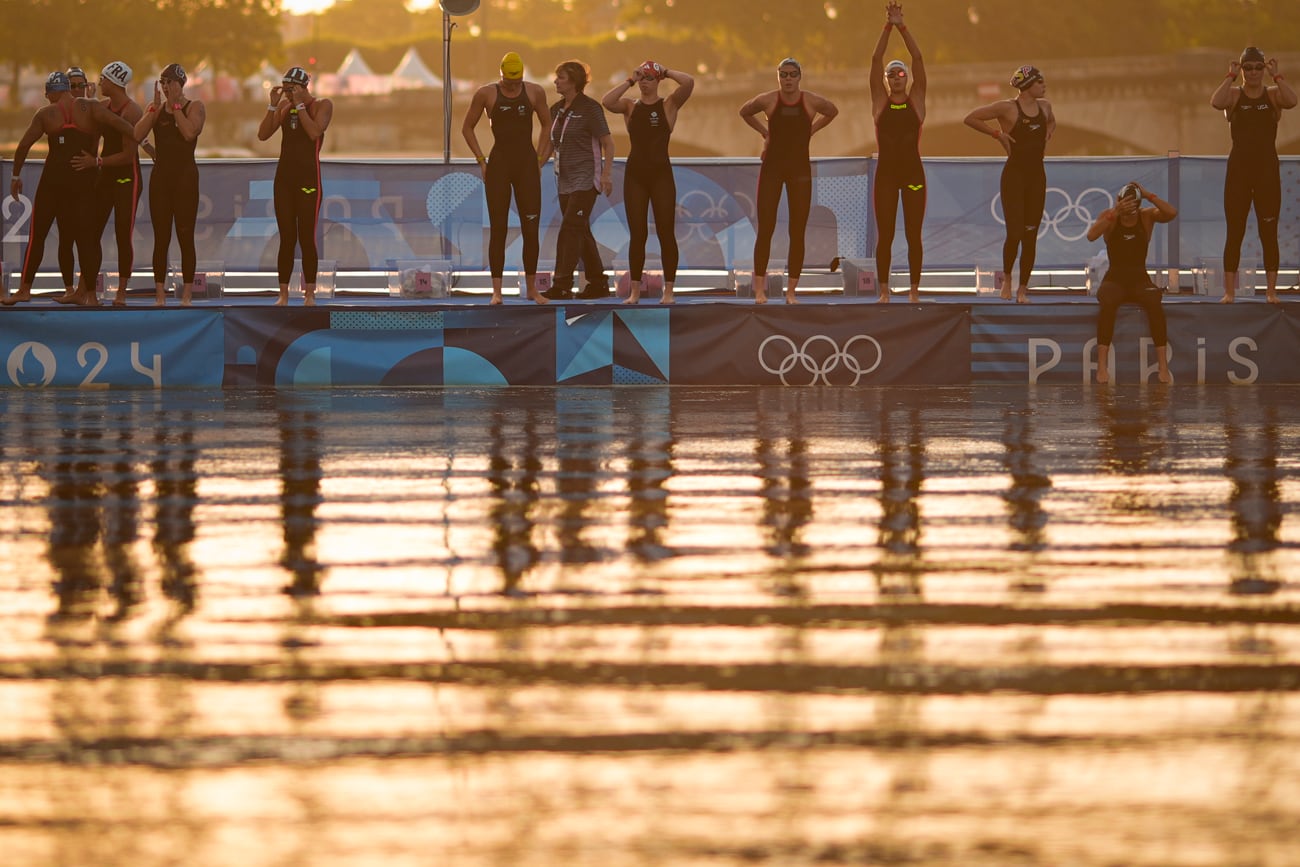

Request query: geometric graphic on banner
[
  {"left": 555, "top": 308, "right": 670, "bottom": 384},
  {"left": 445, "top": 308, "right": 556, "bottom": 385},
  {"left": 814, "top": 169, "right": 869, "bottom": 260},
  {"left": 613, "top": 364, "right": 665, "bottom": 385},
  {"left": 615, "top": 308, "right": 670, "bottom": 379},
  {"left": 332, "top": 310, "right": 445, "bottom": 330},
  {"left": 426, "top": 172, "right": 480, "bottom": 226},
  {"left": 557, "top": 309, "right": 613, "bottom": 381},
  {"left": 444, "top": 346, "right": 508, "bottom": 385},
  {"left": 275, "top": 328, "right": 445, "bottom": 386}
]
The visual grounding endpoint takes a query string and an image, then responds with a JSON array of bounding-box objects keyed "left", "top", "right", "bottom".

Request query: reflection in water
[
  {"left": 625, "top": 388, "right": 675, "bottom": 565},
  {"left": 554, "top": 391, "right": 610, "bottom": 566},
  {"left": 1002, "top": 399, "right": 1051, "bottom": 557},
  {"left": 488, "top": 393, "right": 543, "bottom": 592},
  {"left": 1224, "top": 391, "right": 1283, "bottom": 595},
  {"left": 2, "top": 386, "right": 1299, "bottom": 867},
  {"left": 278, "top": 398, "right": 326, "bottom": 598},
  {"left": 1097, "top": 386, "right": 1171, "bottom": 477},
  {"left": 756, "top": 390, "right": 813, "bottom": 562},
  {"left": 876, "top": 400, "right": 924, "bottom": 597},
  {"left": 43, "top": 411, "right": 109, "bottom": 625},
  {"left": 151, "top": 407, "right": 200, "bottom": 618}
]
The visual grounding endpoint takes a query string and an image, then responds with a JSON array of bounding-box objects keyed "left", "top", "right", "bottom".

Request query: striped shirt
[{"left": 549, "top": 93, "right": 609, "bottom": 195}]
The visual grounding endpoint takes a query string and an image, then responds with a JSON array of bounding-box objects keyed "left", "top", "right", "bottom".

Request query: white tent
[
  {"left": 336, "top": 48, "right": 374, "bottom": 78},
  {"left": 390, "top": 47, "right": 441, "bottom": 90},
  {"left": 336, "top": 49, "right": 390, "bottom": 95}
]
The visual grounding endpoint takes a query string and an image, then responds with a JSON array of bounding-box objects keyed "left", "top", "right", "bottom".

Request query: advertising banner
[{"left": 5, "top": 157, "right": 1289, "bottom": 278}]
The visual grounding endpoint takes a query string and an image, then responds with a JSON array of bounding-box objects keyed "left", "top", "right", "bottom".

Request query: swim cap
[
  {"left": 161, "top": 63, "right": 187, "bottom": 85},
  {"left": 1010, "top": 65, "right": 1043, "bottom": 90},
  {"left": 65, "top": 66, "right": 86, "bottom": 82},
  {"left": 885, "top": 60, "right": 909, "bottom": 78},
  {"left": 638, "top": 60, "right": 665, "bottom": 81},
  {"left": 101, "top": 61, "right": 132, "bottom": 88},
  {"left": 45, "top": 71, "right": 71, "bottom": 93},
  {"left": 500, "top": 51, "right": 524, "bottom": 80},
  {"left": 1240, "top": 46, "right": 1266, "bottom": 65},
  {"left": 282, "top": 66, "right": 310, "bottom": 86},
  {"left": 1119, "top": 182, "right": 1142, "bottom": 204},
  {"left": 778, "top": 57, "right": 801, "bottom": 73}
]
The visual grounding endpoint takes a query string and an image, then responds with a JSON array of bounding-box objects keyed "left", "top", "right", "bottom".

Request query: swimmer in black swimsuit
[
  {"left": 257, "top": 66, "right": 334, "bottom": 306},
  {"left": 70, "top": 61, "right": 144, "bottom": 306},
  {"left": 462, "top": 51, "right": 553, "bottom": 305},
  {"left": 739, "top": 58, "right": 838, "bottom": 304},
  {"left": 136, "top": 63, "right": 206, "bottom": 306},
  {"left": 1210, "top": 46, "right": 1296, "bottom": 304},
  {"left": 870, "top": 1, "right": 927, "bottom": 303},
  {"left": 601, "top": 59, "right": 695, "bottom": 305},
  {"left": 964, "top": 65, "right": 1055, "bottom": 304},
  {"left": 7, "top": 71, "right": 139, "bottom": 307},
  {"left": 1086, "top": 182, "right": 1178, "bottom": 385}
]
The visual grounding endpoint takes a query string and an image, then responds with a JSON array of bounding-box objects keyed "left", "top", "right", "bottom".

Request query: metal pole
[{"left": 442, "top": 10, "right": 452, "bottom": 164}]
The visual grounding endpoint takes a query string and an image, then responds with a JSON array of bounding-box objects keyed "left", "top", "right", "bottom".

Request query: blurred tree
[
  {"left": 320, "top": 0, "right": 436, "bottom": 41},
  {"left": 191, "top": 0, "right": 281, "bottom": 78},
  {"left": 0, "top": 0, "right": 280, "bottom": 107}
]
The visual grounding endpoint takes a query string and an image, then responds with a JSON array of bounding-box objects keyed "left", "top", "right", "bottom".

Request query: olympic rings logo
[
  {"left": 759, "top": 334, "right": 883, "bottom": 386},
  {"left": 991, "top": 186, "right": 1114, "bottom": 242},
  {"left": 677, "top": 188, "right": 744, "bottom": 243}
]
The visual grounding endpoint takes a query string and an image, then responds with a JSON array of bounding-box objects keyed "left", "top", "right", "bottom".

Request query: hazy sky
[{"left": 283, "top": 0, "right": 437, "bottom": 13}]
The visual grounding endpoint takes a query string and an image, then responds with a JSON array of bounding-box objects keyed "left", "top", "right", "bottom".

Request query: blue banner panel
[
  {"left": 12, "top": 156, "right": 1288, "bottom": 277},
  {"left": 971, "top": 302, "right": 1300, "bottom": 385},
  {"left": 0, "top": 310, "right": 222, "bottom": 388},
  {"left": 669, "top": 304, "right": 971, "bottom": 386}
]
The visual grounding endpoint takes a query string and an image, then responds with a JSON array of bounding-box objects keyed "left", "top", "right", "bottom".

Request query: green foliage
[{"left": 0, "top": 0, "right": 279, "bottom": 107}]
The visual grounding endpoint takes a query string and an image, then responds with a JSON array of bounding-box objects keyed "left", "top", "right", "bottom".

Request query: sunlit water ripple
[{"left": 1, "top": 385, "right": 1297, "bottom": 866}]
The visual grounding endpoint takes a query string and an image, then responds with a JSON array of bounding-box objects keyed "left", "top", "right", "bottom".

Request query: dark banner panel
[
  {"left": 971, "top": 302, "right": 1300, "bottom": 384},
  {"left": 224, "top": 307, "right": 558, "bottom": 386},
  {"left": 670, "top": 304, "right": 971, "bottom": 386}
]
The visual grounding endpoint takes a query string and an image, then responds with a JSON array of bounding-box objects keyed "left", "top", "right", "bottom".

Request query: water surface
[{"left": 1, "top": 386, "right": 1297, "bottom": 866}]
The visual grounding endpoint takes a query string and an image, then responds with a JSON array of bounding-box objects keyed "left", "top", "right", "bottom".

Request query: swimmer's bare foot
[
  {"left": 659, "top": 288, "right": 674, "bottom": 305},
  {"left": 876, "top": 289, "right": 891, "bottom": 304},
  {"left": 1219, "top": 292, "right": 1235, "bottom": 304},
  {"left": 489, "top": 292, "right": 503, "bottom": 305},
  {"left": 908, "top": 288, "right": 919, "bottom": 303},
  {"left": 1266, "top": 289, "right": 1280, "bottom": 304},
  {"left": 527, "top": 290, "right": 549, "bottom": 305},
  {"left": 1016, "top": 285, "right": 1028, "bottom": 304}
]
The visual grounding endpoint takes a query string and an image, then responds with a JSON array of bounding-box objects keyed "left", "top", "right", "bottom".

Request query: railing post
[{"left": 1167, "top": 150, "right": 1181, "bottom": 283}]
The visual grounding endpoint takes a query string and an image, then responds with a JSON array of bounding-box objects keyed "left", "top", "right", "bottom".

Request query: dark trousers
[{"left": 554, "top": 189, "right": 605, "bottom": 291}]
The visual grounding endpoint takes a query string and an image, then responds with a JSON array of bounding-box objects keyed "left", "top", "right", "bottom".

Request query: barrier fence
[{"left": 3, "top": 156, "right": 1297, "bottom": 279}]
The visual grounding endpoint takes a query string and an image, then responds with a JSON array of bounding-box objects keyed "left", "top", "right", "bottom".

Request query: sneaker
[{"left": 542, "top": 285, "right": 572, "bottom": 300}]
